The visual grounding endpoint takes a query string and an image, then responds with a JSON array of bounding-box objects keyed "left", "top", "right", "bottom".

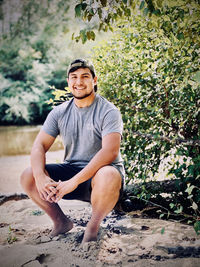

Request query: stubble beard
[{"left": 72, "top": 89, "right": 94, "bottom": 100}]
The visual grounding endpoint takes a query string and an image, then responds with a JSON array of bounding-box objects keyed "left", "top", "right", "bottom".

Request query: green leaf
[
  {"left": 194, "top": 221, "right": 200, "bottom": 235},
  {"left": 80, "top": 29, "right": 87, "bottom": 44},
  {"left": 161, "top": 227, "right": 165, "bottom": 234},
  {"left": 139, "top": 1, "right": 145, "bottom": 10},
  {"left": 31, "top": 210, "right": 44, "bottom": 216},
  {"left": 90, "top": 31, "right": 96, "bottom": 41},
  {"left": 177, "top": 32, "right": 184, "bottom": 40},
  {"left": 89, "top": 8, "right": 95, "bottom": 15},
  {"left": 75, "top": 4, "right": 82, "bottom": 17},
  {"left": 86, "top": 31, "right": 92, "bottom": 40},
  {"left": 193, "top": 71, "right": 200, "bottom": 83},
  {"left": 143, "top": 7, "right": 149, "bottom": 16}
]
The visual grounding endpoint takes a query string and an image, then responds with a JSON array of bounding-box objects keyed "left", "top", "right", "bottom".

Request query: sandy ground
[{"left": 0, "top": 151, "right": 200, "bottom": 267}]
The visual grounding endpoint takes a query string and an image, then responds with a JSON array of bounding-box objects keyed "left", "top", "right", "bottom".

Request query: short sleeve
[
  {"left": 42, "top": 106, "right": 60, "bottom": 138},
  {"left": 102, "top": 109, "right": 123, "bottom": 137}
]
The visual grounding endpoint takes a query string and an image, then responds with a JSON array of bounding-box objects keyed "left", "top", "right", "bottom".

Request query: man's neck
[{"left": 74, "top": 93, "right": 96, "bottom": 108}]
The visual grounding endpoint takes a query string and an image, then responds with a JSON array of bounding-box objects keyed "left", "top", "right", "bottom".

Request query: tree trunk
[{"left": 124, "top": 178, "right": 187, "bottom": 197}]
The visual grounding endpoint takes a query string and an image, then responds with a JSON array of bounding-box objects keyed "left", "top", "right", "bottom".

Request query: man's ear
[{"left": 94, "top": 76, "right": 97, "bottom": 85}]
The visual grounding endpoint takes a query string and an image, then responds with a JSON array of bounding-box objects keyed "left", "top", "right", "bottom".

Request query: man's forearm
[
  {"left": 31, "top": 144, "right": 46, "bottom": 180},
  {"left": 30, "top": 130, "right": 56, "bottom": 181},
  {"left": 72, "top": 147, "right": 118, "bottom": 185}
]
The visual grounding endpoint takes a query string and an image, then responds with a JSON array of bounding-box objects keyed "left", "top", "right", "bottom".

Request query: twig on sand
[{"left": 0, "top": 193, "right": 29, "bottom": 206}]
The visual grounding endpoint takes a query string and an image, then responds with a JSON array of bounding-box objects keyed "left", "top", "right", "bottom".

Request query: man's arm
[
  {"left": 31, "top": 130, "right": 56, "bottom": 201},
  {"left": 74, "top": 132, "right": 121, "bottom": 183},
  {"left": 49, "top": 132, "right": 121, "bottom": 202}
]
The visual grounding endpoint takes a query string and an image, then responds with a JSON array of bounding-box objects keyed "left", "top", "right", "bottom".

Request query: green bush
[{"left": 91, "top": 1, "right": 200, "bottom": 229}]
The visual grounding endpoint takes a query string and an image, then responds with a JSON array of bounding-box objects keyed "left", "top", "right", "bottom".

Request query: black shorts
[
  {"left": 45, "top": 162, "right": 124, "bottom": 203},
  {"left": 45, "top": 162, "right": 92, "bottom": 202}
]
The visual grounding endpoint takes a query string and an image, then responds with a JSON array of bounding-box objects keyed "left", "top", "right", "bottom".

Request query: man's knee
[
  {"left": 92, "top": 166, "right": 122, "bottom": 192},
  {"left": 20, "top": 167, "right": 34, "bottom": 189}
]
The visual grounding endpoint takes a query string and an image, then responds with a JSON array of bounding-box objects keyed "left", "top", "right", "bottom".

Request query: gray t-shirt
[{"left": 42, "top": 94, "right": 125, "bottom": 177}]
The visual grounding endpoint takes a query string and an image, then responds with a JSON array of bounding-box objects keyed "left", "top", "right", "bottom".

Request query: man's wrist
[
  {"left": 72, "top": 175, "right": 81, "bottom": 186},
  {"left": 33, "top": 171, "right": 46, "bottom": 181}
]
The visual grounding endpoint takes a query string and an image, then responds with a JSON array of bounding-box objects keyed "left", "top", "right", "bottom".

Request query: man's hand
[
  {"left": 35, "top": 175, "right": 58, "bottom": 203},
  {"left": 46, "top": 179, "right": 79, "bottom": 203}
]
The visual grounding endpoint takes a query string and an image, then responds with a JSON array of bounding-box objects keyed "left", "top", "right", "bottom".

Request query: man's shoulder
[
  {"left": 96, "top": 94, "right": 118, "bottom": 111},
  {"left": 52, "top": 99, "right": 73, "bottom": 114}
]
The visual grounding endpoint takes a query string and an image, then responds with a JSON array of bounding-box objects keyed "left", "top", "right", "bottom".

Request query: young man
[{"left": 20, "top": 58, "right": 125, "bottom": 243}]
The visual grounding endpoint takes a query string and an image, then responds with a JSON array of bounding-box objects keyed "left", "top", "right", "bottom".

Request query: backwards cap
[{"left": 67, "top": 58, "right": 96, "bottom": 77}]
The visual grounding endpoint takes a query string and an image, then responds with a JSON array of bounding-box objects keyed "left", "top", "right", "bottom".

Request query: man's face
[{"left": 67, "top": 68, "right": 97, "bottom": 100}]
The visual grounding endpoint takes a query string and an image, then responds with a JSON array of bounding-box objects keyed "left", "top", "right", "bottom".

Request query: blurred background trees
[{"left": 0, "top": 0, "right": 100, "bottom": 124}]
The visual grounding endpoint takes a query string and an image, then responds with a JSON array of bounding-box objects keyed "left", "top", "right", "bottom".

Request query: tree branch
[{"left": 132, "top": 131, "right": 200, "bottom": 146}]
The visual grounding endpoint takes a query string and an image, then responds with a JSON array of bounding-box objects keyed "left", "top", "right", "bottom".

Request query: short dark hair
[{"left": 67, "top": 59, "right": 97, "bottom": 92}]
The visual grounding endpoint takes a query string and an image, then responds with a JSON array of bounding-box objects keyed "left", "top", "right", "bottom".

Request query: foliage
[
  {"left": 48, "top": 86, "right": 73, "bottom": 106},
  {"left": 7, "top": 226, "right": 17, "bottom": 244},
  {"left": 0, "top": 0, "right": 71, "bottom": 124},
  {"left": 31, "top": 209, "right": 44, "bottom": 216},
  {"left": 0, "top": 0, "right": 98, "bottom": 125},
  {"left": 90, "top": 0, "right": 200, "bottom": 228},
  {"left": 0, "top": 37, "right": 52, "bottom": 124},
  {"left": 73, "top": 0, "right": 164, "bottom": 43},
  {"left": 73, "top": 0, "right": 134, "bottom": 42}
]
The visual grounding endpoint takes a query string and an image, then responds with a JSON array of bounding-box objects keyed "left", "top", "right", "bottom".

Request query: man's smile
[{"left": 73, "top": 86, "right": 86, "bottom": 91}]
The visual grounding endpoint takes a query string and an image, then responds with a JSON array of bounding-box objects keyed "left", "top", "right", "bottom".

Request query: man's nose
[{"left": 76, "top": 77, "right": 83, "bottom": 85}]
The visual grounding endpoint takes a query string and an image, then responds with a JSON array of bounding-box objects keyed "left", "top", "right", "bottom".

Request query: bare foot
[
  {"left": 50, "top": 216, "right": 73, "bottom": 238},
  {"left": 82, "top": 222, "right": 98, "bottom": 243},
  {"left": 82, "top": 231, "right": 97, "bottom": 243}
]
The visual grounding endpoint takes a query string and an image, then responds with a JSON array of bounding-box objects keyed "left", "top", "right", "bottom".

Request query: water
[{"left": 0, "top": 126, "right": 63, "bottom": 156}]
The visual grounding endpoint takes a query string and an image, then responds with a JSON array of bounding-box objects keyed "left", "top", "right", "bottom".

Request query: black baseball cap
[{"left": 67, "top": 58, "right": 96, "bottom": 77}]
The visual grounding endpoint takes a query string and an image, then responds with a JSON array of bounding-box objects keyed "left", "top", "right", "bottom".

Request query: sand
[{"left": 0, "top": 151, "right": 199, "bottom": 267}]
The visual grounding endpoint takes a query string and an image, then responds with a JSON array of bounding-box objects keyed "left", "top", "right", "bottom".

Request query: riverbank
[
  {"left": 0, "top": 126, "right": 63, "bottom": 157},
  {"left": 0, "top": 151, "right": 200, "bottom": 266}
]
